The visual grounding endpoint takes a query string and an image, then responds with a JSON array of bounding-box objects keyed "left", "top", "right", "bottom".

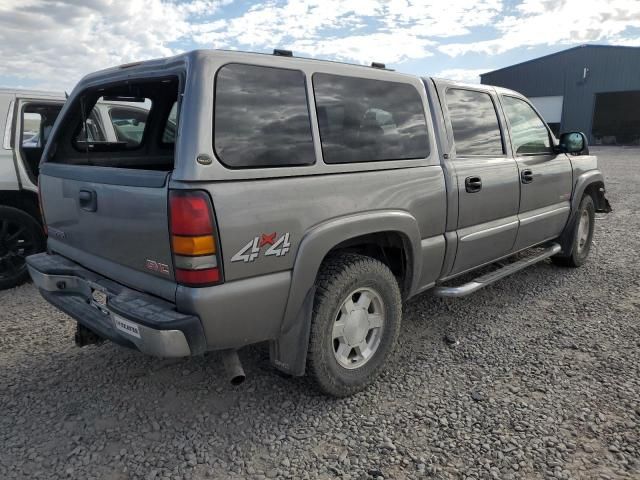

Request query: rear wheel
[
  {"left": 0, "top": 206, "right": 45, "bottom": 290},
  {"left": 552, "top": 195, "right": 595, "bottom": 268},
  {"left": 307, "top": 253, "right": 402, "bottom": 397}
]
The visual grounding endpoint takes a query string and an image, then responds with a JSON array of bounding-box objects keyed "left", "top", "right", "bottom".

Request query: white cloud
[
  {"left": 0, "top": 0, "right": 229, "bottom": 90},
  {"left": 440, "top": 0, "right": 640, "bottom": 56},
  {"left": 189, "top": 0, "right": 386, "bottom": 48},
  {"left": 289, "top": 32, "right": 436, "bottom": 64},
  {"left": 193, "top": 0, "right": 503, "bottom": 63},
  {"left": 382, "top": 0, "right": 503, "bottom": 37},
  {"left": 433, "top": 68, "right": 489, "bottom": 83},
  {"left": 0, "top": 0, "right": 637, "bottom": 91},
  {"left": 611, "top": 36, "right": 640, "bottom": 47},
  {"left": 7, "top": 0, "right": 483, "bottom": 89}
]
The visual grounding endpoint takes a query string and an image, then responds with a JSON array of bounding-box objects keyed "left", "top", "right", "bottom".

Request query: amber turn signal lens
[{"left": 171, "top": 235, "right": 216, "bottom": 256}]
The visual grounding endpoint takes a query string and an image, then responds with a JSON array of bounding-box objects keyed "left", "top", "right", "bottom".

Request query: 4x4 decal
[{"left": 231, "top": 232, "right": 291, "bottom": 263}]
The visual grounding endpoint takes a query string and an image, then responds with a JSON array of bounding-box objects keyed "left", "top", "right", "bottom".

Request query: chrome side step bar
[{"left": 433, "top": 243, "right": 562, "bottom": 298}]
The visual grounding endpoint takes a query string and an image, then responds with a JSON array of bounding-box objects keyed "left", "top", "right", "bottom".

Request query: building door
[
  {"left": 500, "top": 95, "right": 573, "bottom": 251},
  {"left": 592, "top": 91, "right": 640, "bottom": 145}
]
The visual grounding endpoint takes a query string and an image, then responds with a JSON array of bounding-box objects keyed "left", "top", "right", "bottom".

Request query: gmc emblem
[{"left": 145, "top": 259, "right": 170, "bottom": 276}]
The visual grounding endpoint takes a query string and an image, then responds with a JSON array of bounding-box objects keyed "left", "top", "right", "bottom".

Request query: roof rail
[
  {"left": 371, "top": 62, "right": 386, "bottom": 69},
  {"left": 273, "top": 49, "right": 293, "bottom": 57}
]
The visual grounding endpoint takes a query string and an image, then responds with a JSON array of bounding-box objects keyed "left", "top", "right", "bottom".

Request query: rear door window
[
  {"left": 214, "top": 64, "right": 315, "bottom": 168},
  {"left": 20, "top": 103, "right": 63, "bottom": 180},
  {"left": 502, "top": 96, "right": 552, "bottom": 155},
  {"left": 445, "top": 88, "right": 504, "bottom": 156},
  {"left": 22, "top": 112, "right": 42, "bottom": 147},
  {"left": 313, "top": 74, "right": 429, "bottom": 163},
  {"left": 21, "top": 104, "right": 63, "bottom": 148}
]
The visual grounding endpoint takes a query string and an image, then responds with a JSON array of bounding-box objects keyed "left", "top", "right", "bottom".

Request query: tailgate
[
  {"left": 36, "top": 73, "right": 182, "bottom": 301},
  {"left": 39, "top": 164, "right": 176, "bottom": 301}
]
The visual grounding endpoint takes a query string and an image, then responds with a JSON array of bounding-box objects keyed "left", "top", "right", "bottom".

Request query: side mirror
[{"left": 558, "top": 131, "right": 588, "bottom": 155}]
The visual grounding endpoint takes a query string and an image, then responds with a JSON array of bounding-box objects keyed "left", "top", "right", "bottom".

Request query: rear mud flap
[{"left": 269, "top": 286, "right": 316, "bottom": 376}]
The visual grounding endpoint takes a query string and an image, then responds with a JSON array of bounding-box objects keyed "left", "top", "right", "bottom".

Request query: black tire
[
  {"left": 307, "top": 253, "right": 402, "bottom": 397},
  {"left": 0, "top": 206, "right": 46, "bottom": 290},
  {"left": 552, "top": 195, "right": 595, "bottom": 268}
]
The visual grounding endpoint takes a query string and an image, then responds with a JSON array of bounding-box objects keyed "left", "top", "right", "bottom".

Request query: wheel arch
[
  {"left": 328, "top": 230, "right": 414, "bottom": 298},
  {"left": 571, "top": 170, "right": 610, "bottom": 213},
  {"left": 0, "top": 199, "right": 47, "bottom": 290},
  {"left": 269, "top": 210, "right": 422, "bottom": 376},
  {"left": 0, "top": 189, "right": 41, "bottom": 222},
  {"left": 558, "top": 170, "right": 609, "bottom": 255}
]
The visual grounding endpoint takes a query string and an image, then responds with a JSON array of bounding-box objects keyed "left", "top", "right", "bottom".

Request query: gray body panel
[
  {"left": 39, "top": 164, "right": 176, "bottom": 301},
  {"left": 511, "top": 152, "right": 573, "bottom": 251},
  {"left": 30, "top": 50, "right": 608, "bottom": 375},
  {"left": 431, "top": 80, "right": 520, "bottom": 276},
  {"left": 493, "top": 89, "right": 574, "bottom": 252},
  {"left": 450, "top": 157, "right": 520, "bottom": 274},
  {"left": 176, "top": 271, "right": 291, "bottom": 349},
  {"left": 181, "top": 166, "right": 447, "bottom": 282}
]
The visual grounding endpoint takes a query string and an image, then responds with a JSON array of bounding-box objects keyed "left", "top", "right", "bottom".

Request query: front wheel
[
  {"left": 552, "top": 194, "right": 595, "bottom": 268},
  {"left": 0, "top": 206, "right": 46, "bottom": 290},
  {"left": 307, "top": 253, "right": 402, "bottom": 397}
]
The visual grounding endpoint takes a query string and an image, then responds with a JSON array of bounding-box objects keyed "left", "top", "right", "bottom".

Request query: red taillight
[
  {"left": 169, "top": 192, "right": 214, "bottom": 235},
  {"left": 169, "top": 190, "right": 222, "bottom": 287},
  {"left": 175, "top": 268, "right": 220, "bottom": 284}
]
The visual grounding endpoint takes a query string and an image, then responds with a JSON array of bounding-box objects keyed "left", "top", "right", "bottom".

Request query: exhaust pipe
[{"left": 222, "top": 349, "right": 245, "bottom": 385}]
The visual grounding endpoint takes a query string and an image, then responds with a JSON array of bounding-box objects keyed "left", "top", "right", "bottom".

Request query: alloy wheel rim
[
  {"left": 0, "top": 218, "right": 36, "bottom": 280},
  {"left": 332, "top": 287, "right": 385, "bottom": 369},
  {"left": 576, "top": 209, "right": 590, "bottom": 253}
]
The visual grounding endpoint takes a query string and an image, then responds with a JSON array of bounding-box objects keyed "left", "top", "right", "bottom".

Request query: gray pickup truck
[{"left": 27, "top": 50, "right": 611, "bottom": 396}]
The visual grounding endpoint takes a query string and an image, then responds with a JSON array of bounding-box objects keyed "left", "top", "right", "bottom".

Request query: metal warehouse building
[{"left": 481, "top": 45, "right": 640, "bottom": 145}]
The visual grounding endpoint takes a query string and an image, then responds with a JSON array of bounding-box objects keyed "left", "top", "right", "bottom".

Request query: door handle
[
  {"left": 465, "top": 176, "right": 482, "bottom": 193},
  {"left": 78, "top": 189, "right": 97, "bottom": 212},
  {"left": 521, "top": 169, "right": 534, "bottom": 184}
]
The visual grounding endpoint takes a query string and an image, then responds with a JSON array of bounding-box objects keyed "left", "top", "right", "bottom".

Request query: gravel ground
[{"left": 1, "top": 147, "right": 639, "bottom": 480}]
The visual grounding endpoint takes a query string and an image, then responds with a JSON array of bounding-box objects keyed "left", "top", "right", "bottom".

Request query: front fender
[
  {"left": 559, "top": 169, "right": 611, "bottom": 255},
  {"left": 572, "top": 170, "right": 604, "bottom": 212},
  {"left": 269, "top": 210, "right": 422, "bottom": 375}
]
